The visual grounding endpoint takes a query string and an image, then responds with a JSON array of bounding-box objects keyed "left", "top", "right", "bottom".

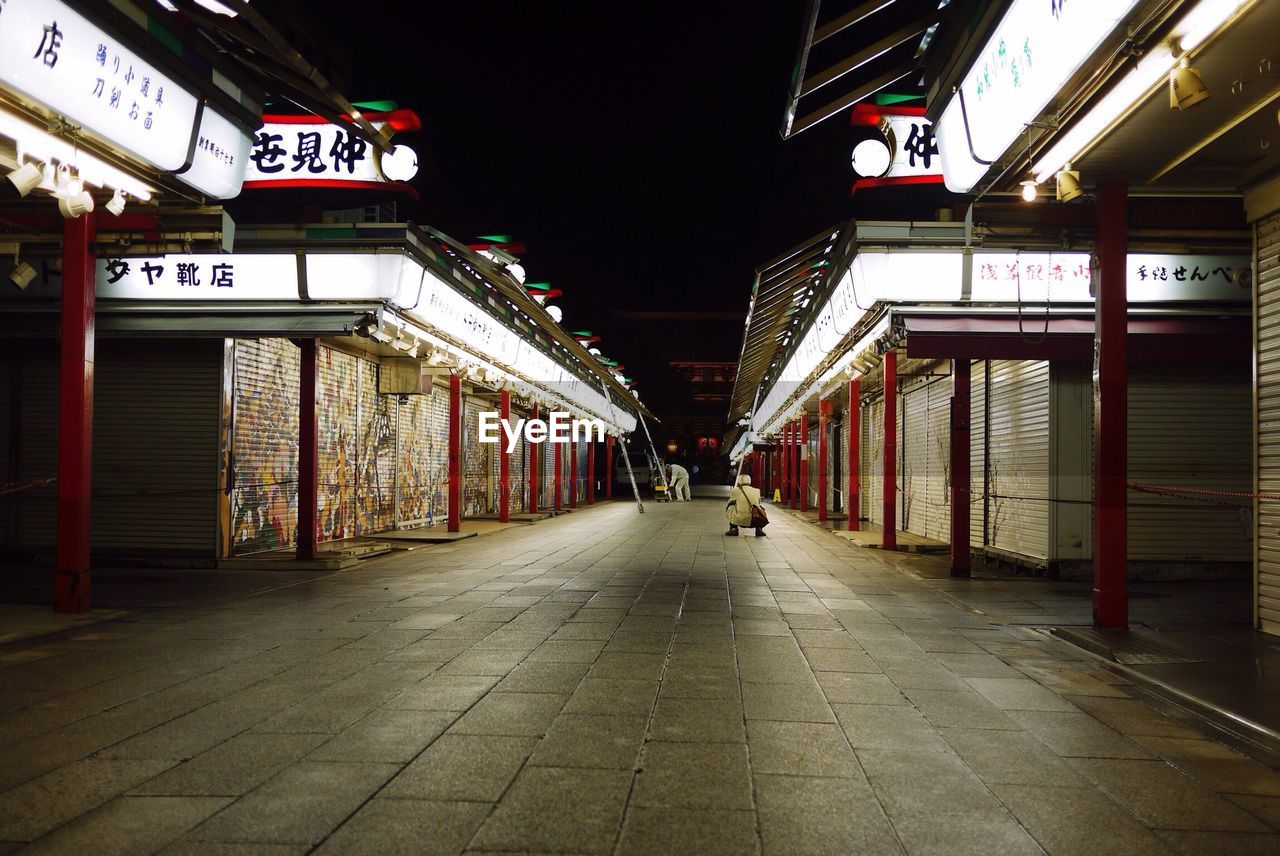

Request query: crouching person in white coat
[
  {"left": 667, "top": 464, "right": 691, "bottom": 501},
  {"left": 725, "top": 474, "right": 766, "bottom": 536}
]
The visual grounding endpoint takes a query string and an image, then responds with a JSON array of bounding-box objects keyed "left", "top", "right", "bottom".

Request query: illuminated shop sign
[
  {"left": 934, "top": 0, "right": 1141, "bottom": 193},
  {"left": 0, "top": 0, "right": 200, "bottom": 171},
  {"left": 173, "top": 106, "right": 251, "bottom": 200},
  {"left": 244, "top": 113, "right": 420, "bottom": 190},
  {"left": 849, "top": 104, "right": 944, "bottom": 193}
]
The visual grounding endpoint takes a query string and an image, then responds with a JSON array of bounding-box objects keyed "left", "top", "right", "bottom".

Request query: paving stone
[
  {"left": 188, "top": 762, "right": 399, "bottom": 845},
  {"left": 309, "top": 709, "right": 456, "bottom": 763},
  {"left": 1005, "top": 709, "right": 1155, "bottom": 759},
  {"left": 388, "top": 674, "right": 500, "bottom": 711},
  {"left": 754, "top": 773, "right": 895, "bottom": 855},
  {"left": 448, "top": 691, "right": 567, "bottom": 737},
  {"left": 620, "top": 807, "right": 759, "bottom": 855},
  {"left": 814, "top": 671, "right": 903, "bottom": 705},
  {"left": 493, "top": 660, "right": 591, "bottom": 694},
  {"left": 588, "top": 652, "right": 667, "bottom": 680},
  {"left": 964, "top": 677, "right": 1078, "bottom": 711},
  {"left": 1068, "top": 758, "right": 1272, "bottom": 832},
  {"left": 383, "top": 734, "right": 537, "bottom": 802},
  {"left": 131, "top": 732, "right": 328, "bottom": 796},
  {"left": 564, "top": 678, "right": 660, "bottom": 717},
  {"left": 890, "top": 810, "right": 1045, "bottom": 855},
  {"left": 902, "top": 688, "right": 1020, "bottom": 730},
  {"left": 993, "top": 783, "right": 1178, "bottom": 855},
  {"left": 833, "top": 703, "right": 953, "bottom": 752},
  {"left": 632, "top": 742, "right": 754, "bottom": 810},
  {"left": 650, "top": 695, "right": 747, "bottom": 743},
  {"left": 528, "top": 714, "right": 647, "bottom": 769},
  {"left": 1155, "top": 829, "right": 1280, "bottom": 855},
  {"left": 1065, "top": 695, "right": 1207, "bottom": 739},
  {"left": 313, "top": 798, "right": 490, "bottom": 855},
  {"left": 0, "top": 758, "right": 175, "bottom": 841},
  {"left": 741, "top": 681, "right": 835, "bottom": 722},
  {"left": 856, "top": 748, "right": 1007, "bottom": 819},
  {"left": 746, "top": 720, "right": 859, "bottom": 778},
  {"left": 470, "top": 767, "right": 631, "bottom": 854},
  {"left": 940, "top": 728, "right": 1089, "bottom": 787}
]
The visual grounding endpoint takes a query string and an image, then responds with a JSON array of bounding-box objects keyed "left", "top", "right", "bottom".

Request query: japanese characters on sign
[
  {"left": 245, "top": 120, "right": 389, "bottom": 187},
  {"left": 95, "top": 255, "right": 300, "bottom": 300},
  {"left": 934, "top": 0, "right": 1142, "bottom": 192},
  {"left": 0, "top": 0, "right": 200, "bottom": 171},
  {"left": 172, "top": 106, "right": 252, "bottom": 199},
  {"left": 849, "top": 105, "right": 945, "bottom": 192}
]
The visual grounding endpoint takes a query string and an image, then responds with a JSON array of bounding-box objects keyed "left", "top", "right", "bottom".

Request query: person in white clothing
[{"left": 666, "top": 464, "right": 691, "bottom": 501}]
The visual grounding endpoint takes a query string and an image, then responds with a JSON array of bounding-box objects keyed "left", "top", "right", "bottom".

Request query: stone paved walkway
[{"left": 1, "top": 500, "right": 1279, "bottom": 854}]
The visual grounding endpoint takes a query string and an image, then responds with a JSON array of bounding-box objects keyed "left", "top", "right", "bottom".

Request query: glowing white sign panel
[
  {"left": 245, "top": 121, "right": 416, "bottom": 187},
  {"left": 935, "top": 0, "right": 1141, "bottom": 192},
  {"left": 0, "top": 0, "right": 200, "bottom": 171},
  {"left": 174, "top": 106, "right": 251, "bottom": 199}
]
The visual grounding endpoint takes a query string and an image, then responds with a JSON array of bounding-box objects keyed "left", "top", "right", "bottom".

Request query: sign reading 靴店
[{"left": 0, "top": 0, "right": 200, "bottom": 171}]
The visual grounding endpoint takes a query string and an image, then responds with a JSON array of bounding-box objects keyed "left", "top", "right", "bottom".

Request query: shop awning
[
  {"left": 899, "top": 313, "right": 1251, "bottom": 365},
  {"left": 0, "top": 303, "right": 382, "bottom": 339},
  {"left": 781, "top": 0, "right": 957, "bottom": 138},
  {"left": 729, "top": 225, "right": 851, "bottom": 422}
]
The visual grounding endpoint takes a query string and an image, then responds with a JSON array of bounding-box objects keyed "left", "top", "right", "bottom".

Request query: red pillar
[
  {"left": 799, "top": 415, "right": 810, "bottom": 512},
  {"left": 553, "top": 439, "right": 563, "bottom": 511},
  {"left": 781, "top": 424, "right": 789, "bottom": 505},
  {"left": 788, "top": 422, "right": 798, "bottom": 509},
  {"left": 448, "top": 373, "right": 462, "bottom": 533},
  {"left": 1094, "top": 183, "right": 1128, "bottom": 628},
  {"left": 950, "top": 359, "right": 971, "bottom": 578},
  {"left": 883, "top": 351, "right": 897, "bottom": 550},
  {"left": 499, "top": 390, "right": 511, "bottom": 523},
  {"left": 817, "top": 401, "right": 830, "bottom": 522},
  {"left": 848, "top": 378, "right": 860, "bottom": 531},
  {"left": 297, "top": 339, "right": 319, "bottom": 561},
  {"left": 528, "top": 403, "right": 539, "bottom": 513},
  {"left": 587, "top": 437, "right": 596, "bottom": 505},
  {"left": 54, "top": 213, "right": 96, "bottom": 613},
  {"left": 605, "top": 434, "right": 614, "bottom": 498}
]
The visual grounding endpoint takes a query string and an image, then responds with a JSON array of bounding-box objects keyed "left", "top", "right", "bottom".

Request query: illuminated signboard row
[
  {"left": 750, "top": 250, "right": 1250, "bottom": 434},
  {"left": 85, "top": 252, "right": 636, "bottom": 432}
]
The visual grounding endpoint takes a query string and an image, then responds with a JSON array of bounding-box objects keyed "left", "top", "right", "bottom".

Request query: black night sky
[{"left": 268, "top": 2, "right": 866, "bottom": 430}]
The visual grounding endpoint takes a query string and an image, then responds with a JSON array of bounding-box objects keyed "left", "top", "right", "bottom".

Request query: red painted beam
[
  {"left": 298, "top": 339, "right": 319, "bottom": 561},
  {"left": 54, "top": 213, "right": 96, "bottom": 614},
  {"left": 499, "top": 390, "right": 511, "bottom": 523},
  {"left": 448, "top": 373, "right": 462, "bottom": 533},
  {"left": 883, "top": 351, "right": 898, "bottom": 551},
  {"left": 950, "top": 359, "right": 971, "bottom": 578},
  {"left": 1094, "top": 184, "right": 1129, "bottom": 629},
  {"left": 848, "top": 379, "right": 860, "bottom": 531}
]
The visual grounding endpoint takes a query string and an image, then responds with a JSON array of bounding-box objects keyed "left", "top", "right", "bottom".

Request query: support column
[
  {"left": 849, "top": 379, "right": 860, "bottom": 531},
  {"left": 528, "top": 403, "right": 540, "bottom": 513},
  {"left": 553, "top": 440, "right": 563, "bottom": 511},
  {"left": 752, "top": 449, "right": 763, "bottom": 489},
  {"left": 587, "top": 436, "right": 596, "bottom": 505},
  {"left": 950, "top": 359, "right": 971, "bottom": 578},
  {"left": 297, "top": 339, "right": 319, "bottom": 561},
  {"left": 799, "top": 415, "right": 809, "bottom": 512},
  {"left": 818, "top": 401, "right": 830, "bottom": 522},
  {"left": 782, "top": 424, "right": 790, "bottom": 505},
  {"left": 605, "top": 434, "right": 614, "bottom": 498},
  {"left": 1094, "top": 183, "right": 1128, "bottom": 629},
  {"left": 883, "top": 351, "right": 897, "bottom": 550},
  {"left": 54, "top": 213, "right": 96, "bottom": 613},
  {"left": 448, "top": 373, "right": 462, "bottom": 533},
  {"left": 499, "top": 390, "right": 511, "bottom": 523}
]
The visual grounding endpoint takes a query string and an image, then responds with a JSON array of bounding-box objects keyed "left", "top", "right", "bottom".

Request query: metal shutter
[
  {"left": 91, "top": 340, "right": 220, "bottom": 555},
  {"left": 864, "top": 397, "right": 884, "bottom": 526},
  {"left": 972, "top": 361, "right": 988, "bottom": 547},
  {"left": 2, "top": 346, "right": 58, "bottom": 548},
  {"left": 424, "top": 377, "right": 450, "bottom": 524},
  {"left": 1128, "top": 367, "right": 1250, "bottom": 562},
  {"left": 510, "top": 408, "right": 527, "bottom": 513},
  {"left": 987, "top": 360, "right": 1050, "bottom": 560},
  {"left": 396, "top": 392, "right": 432, "bottom": 528},
  {"left": 925, "top": 377, "right": 952, "bottom": 542},
  {"left": 318, "top": 347, "right": 357, "bottom": 540},
  {"left": 463, "top": 396, "right": 492, "bottom": 516},
  {"left": 1258, "top": 213, "right": 1280, "bottom": 632},
  {"left": 356, "top": 359, "right": 397, "bottom": 534},
  {"left": 902, "top": 381, "right": 928, "bottom": 536},
  {"left": 231, "top": 338, "right": 300, "bottom": 556}
]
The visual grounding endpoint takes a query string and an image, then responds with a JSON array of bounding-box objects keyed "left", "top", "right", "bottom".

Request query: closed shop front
[
  {"left": 463, "top": 397, "right": 495, "bottom": 517},
  {"left": 985, "top": 360, "right": 1051, "bottom": 561},
  {"left": 1257, "top": 212, "right": 1280, "bottom": 632}
]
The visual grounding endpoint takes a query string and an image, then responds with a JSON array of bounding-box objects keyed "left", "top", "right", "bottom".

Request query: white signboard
[
  {"left": 96, "top": 254, "right": 299, "bottom": 299},
  {"left": 174, "top": 106, "right": 251, "bottom": 199},
  {"left": 0, "top": 0, "right": 200, "bottom": 171},
  {"left": 935, "top": 0, "right": 1141, "bottom": 193},
  {"left": 245, "top": 120, "right": 388, "bottom": 187}
]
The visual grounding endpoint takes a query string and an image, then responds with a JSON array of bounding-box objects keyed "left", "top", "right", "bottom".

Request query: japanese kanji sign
[
  {"left": 96, "top": 255, "right": 299, "bottom": 300},
  {"left": 244, "top": 117, "right": 411, "bottom": 189},
  {"left": 0, "top": 0, "right": 199, "bottom": 171},
  {"left": 849, "top": 105, "right": 945, "bottom": 194}
]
